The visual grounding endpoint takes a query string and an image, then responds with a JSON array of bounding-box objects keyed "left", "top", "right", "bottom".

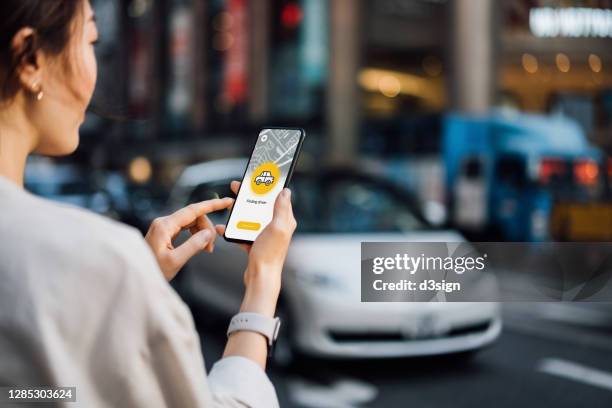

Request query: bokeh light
[
  {"left": 378, "top": 75, "right": 401, "bottom": 98},
  {"left": 588, "top": 54, "right": 602, "bottom": 73},
  {"left": 128, "top": 157, "right": 152, "bottom": 184},
  {"left": 555, "top": 53, "right": 571, "bottom": 73},
  {"left": 522, "top": 53, "right": 539, "bottom": 74}
]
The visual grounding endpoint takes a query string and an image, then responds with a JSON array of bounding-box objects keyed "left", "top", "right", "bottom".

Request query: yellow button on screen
[{"left": 237, "top": 221, "right": 261, "bottom": 231}]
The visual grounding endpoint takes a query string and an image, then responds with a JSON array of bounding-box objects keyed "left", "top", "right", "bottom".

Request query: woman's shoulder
[{"left": 12, "top": 188, "right": 138, "bottom": 240}]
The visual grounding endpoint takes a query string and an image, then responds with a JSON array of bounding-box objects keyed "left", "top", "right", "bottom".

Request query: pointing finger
[
  {"left": 170, "top": 229, "right": 214, "bottom": 272},
  {"left": 168, "top": 198, "right": 234, "bottom": 231}
]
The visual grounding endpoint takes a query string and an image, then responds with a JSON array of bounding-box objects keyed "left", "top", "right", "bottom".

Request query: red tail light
[
  {"left": 607, "top": 158, "right": 612, "bottom": 179},
  {"left": 574, "top": 159, "right": 599, "bottom": 185},
  {"left": 539, "top": 158, "right": 566, "bottom": 184}
]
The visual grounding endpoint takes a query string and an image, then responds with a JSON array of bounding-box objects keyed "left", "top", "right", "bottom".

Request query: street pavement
[{"left": 194, "top": 303, "right": 612, "bottom": 408}]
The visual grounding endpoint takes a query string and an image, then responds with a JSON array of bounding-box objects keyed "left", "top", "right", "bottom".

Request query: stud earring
[{"left": 31, "top": 81, "right": 44, "bottom": 101}]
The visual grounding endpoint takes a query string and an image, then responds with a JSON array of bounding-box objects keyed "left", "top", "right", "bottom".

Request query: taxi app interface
[{"left": 226, "top": 129, "right": 302, "bottom": 242}]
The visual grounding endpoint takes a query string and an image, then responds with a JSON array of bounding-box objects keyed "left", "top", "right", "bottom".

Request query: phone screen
[{"left": 224, "top": 128, "right": 305, "bottom": 243}]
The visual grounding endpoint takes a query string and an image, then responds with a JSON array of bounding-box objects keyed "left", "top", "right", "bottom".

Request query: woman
[{"left": 0, "top": 1, "right": 296, "bottom": 407}]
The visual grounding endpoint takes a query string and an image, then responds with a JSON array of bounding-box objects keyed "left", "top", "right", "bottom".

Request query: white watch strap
[{"left": 227, "top": 312, "right": 281, "bottom": 346}]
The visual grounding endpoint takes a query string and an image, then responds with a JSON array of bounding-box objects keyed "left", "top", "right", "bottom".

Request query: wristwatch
[{"left": 227, "top": 312, "right": 281, "bottom": 357}]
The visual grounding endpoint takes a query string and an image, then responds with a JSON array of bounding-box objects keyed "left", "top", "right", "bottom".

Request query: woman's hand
[
  {"left": 218, "top": 181, "right": 297, "bottom": 369},
  {"left": 215, "top": 181, "right": 297, "bottom": 316},
  {"left": 145, "top": 198, "right": 234, "bottom": 281}
]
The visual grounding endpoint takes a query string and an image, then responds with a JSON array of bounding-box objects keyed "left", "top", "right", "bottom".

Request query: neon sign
[{"left": 530, "top": 7, "right": 612, "bottom": 38}]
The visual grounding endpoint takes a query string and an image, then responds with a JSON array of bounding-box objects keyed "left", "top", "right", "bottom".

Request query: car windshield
[{"left": 292, "top": 174, "right": 429, "bottom": 233}]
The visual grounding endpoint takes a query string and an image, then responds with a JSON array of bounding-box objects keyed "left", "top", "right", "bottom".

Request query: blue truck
[{"left": 443, "top": 112, "right": 604, "bottom": 241}]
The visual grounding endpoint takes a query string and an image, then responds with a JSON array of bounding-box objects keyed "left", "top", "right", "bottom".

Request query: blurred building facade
[
  {"left": 501, "top": 0, "right": 612, "bottom": 150},
  {"left": 81, "top": 0, "right": 611, "bottom": 174}
]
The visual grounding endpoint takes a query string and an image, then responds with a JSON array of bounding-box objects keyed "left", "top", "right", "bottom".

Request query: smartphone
[{"left": 224, "top": 127, "right": 306, "bottom": 244}]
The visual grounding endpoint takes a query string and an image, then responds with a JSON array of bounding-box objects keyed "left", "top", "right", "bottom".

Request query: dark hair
[{"left": 0, "top": 0, "right": 83, "bottom": 100}]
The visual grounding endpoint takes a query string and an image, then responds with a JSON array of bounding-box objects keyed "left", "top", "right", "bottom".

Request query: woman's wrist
[{"left": 240, "top": 264, "right": 281, "bottom": 317}]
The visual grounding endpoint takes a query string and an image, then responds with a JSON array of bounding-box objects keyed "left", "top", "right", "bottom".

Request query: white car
[
  {"left": 255, "top": 171, "right": 274, "bottom": 186},
  {"left": 168, "top": 159, "right": 501, "bottom": 361}
]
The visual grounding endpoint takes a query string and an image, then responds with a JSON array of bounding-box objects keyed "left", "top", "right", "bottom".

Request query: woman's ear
[{"left": 11, "top": 27, "right": 46, "bottom": 95}]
